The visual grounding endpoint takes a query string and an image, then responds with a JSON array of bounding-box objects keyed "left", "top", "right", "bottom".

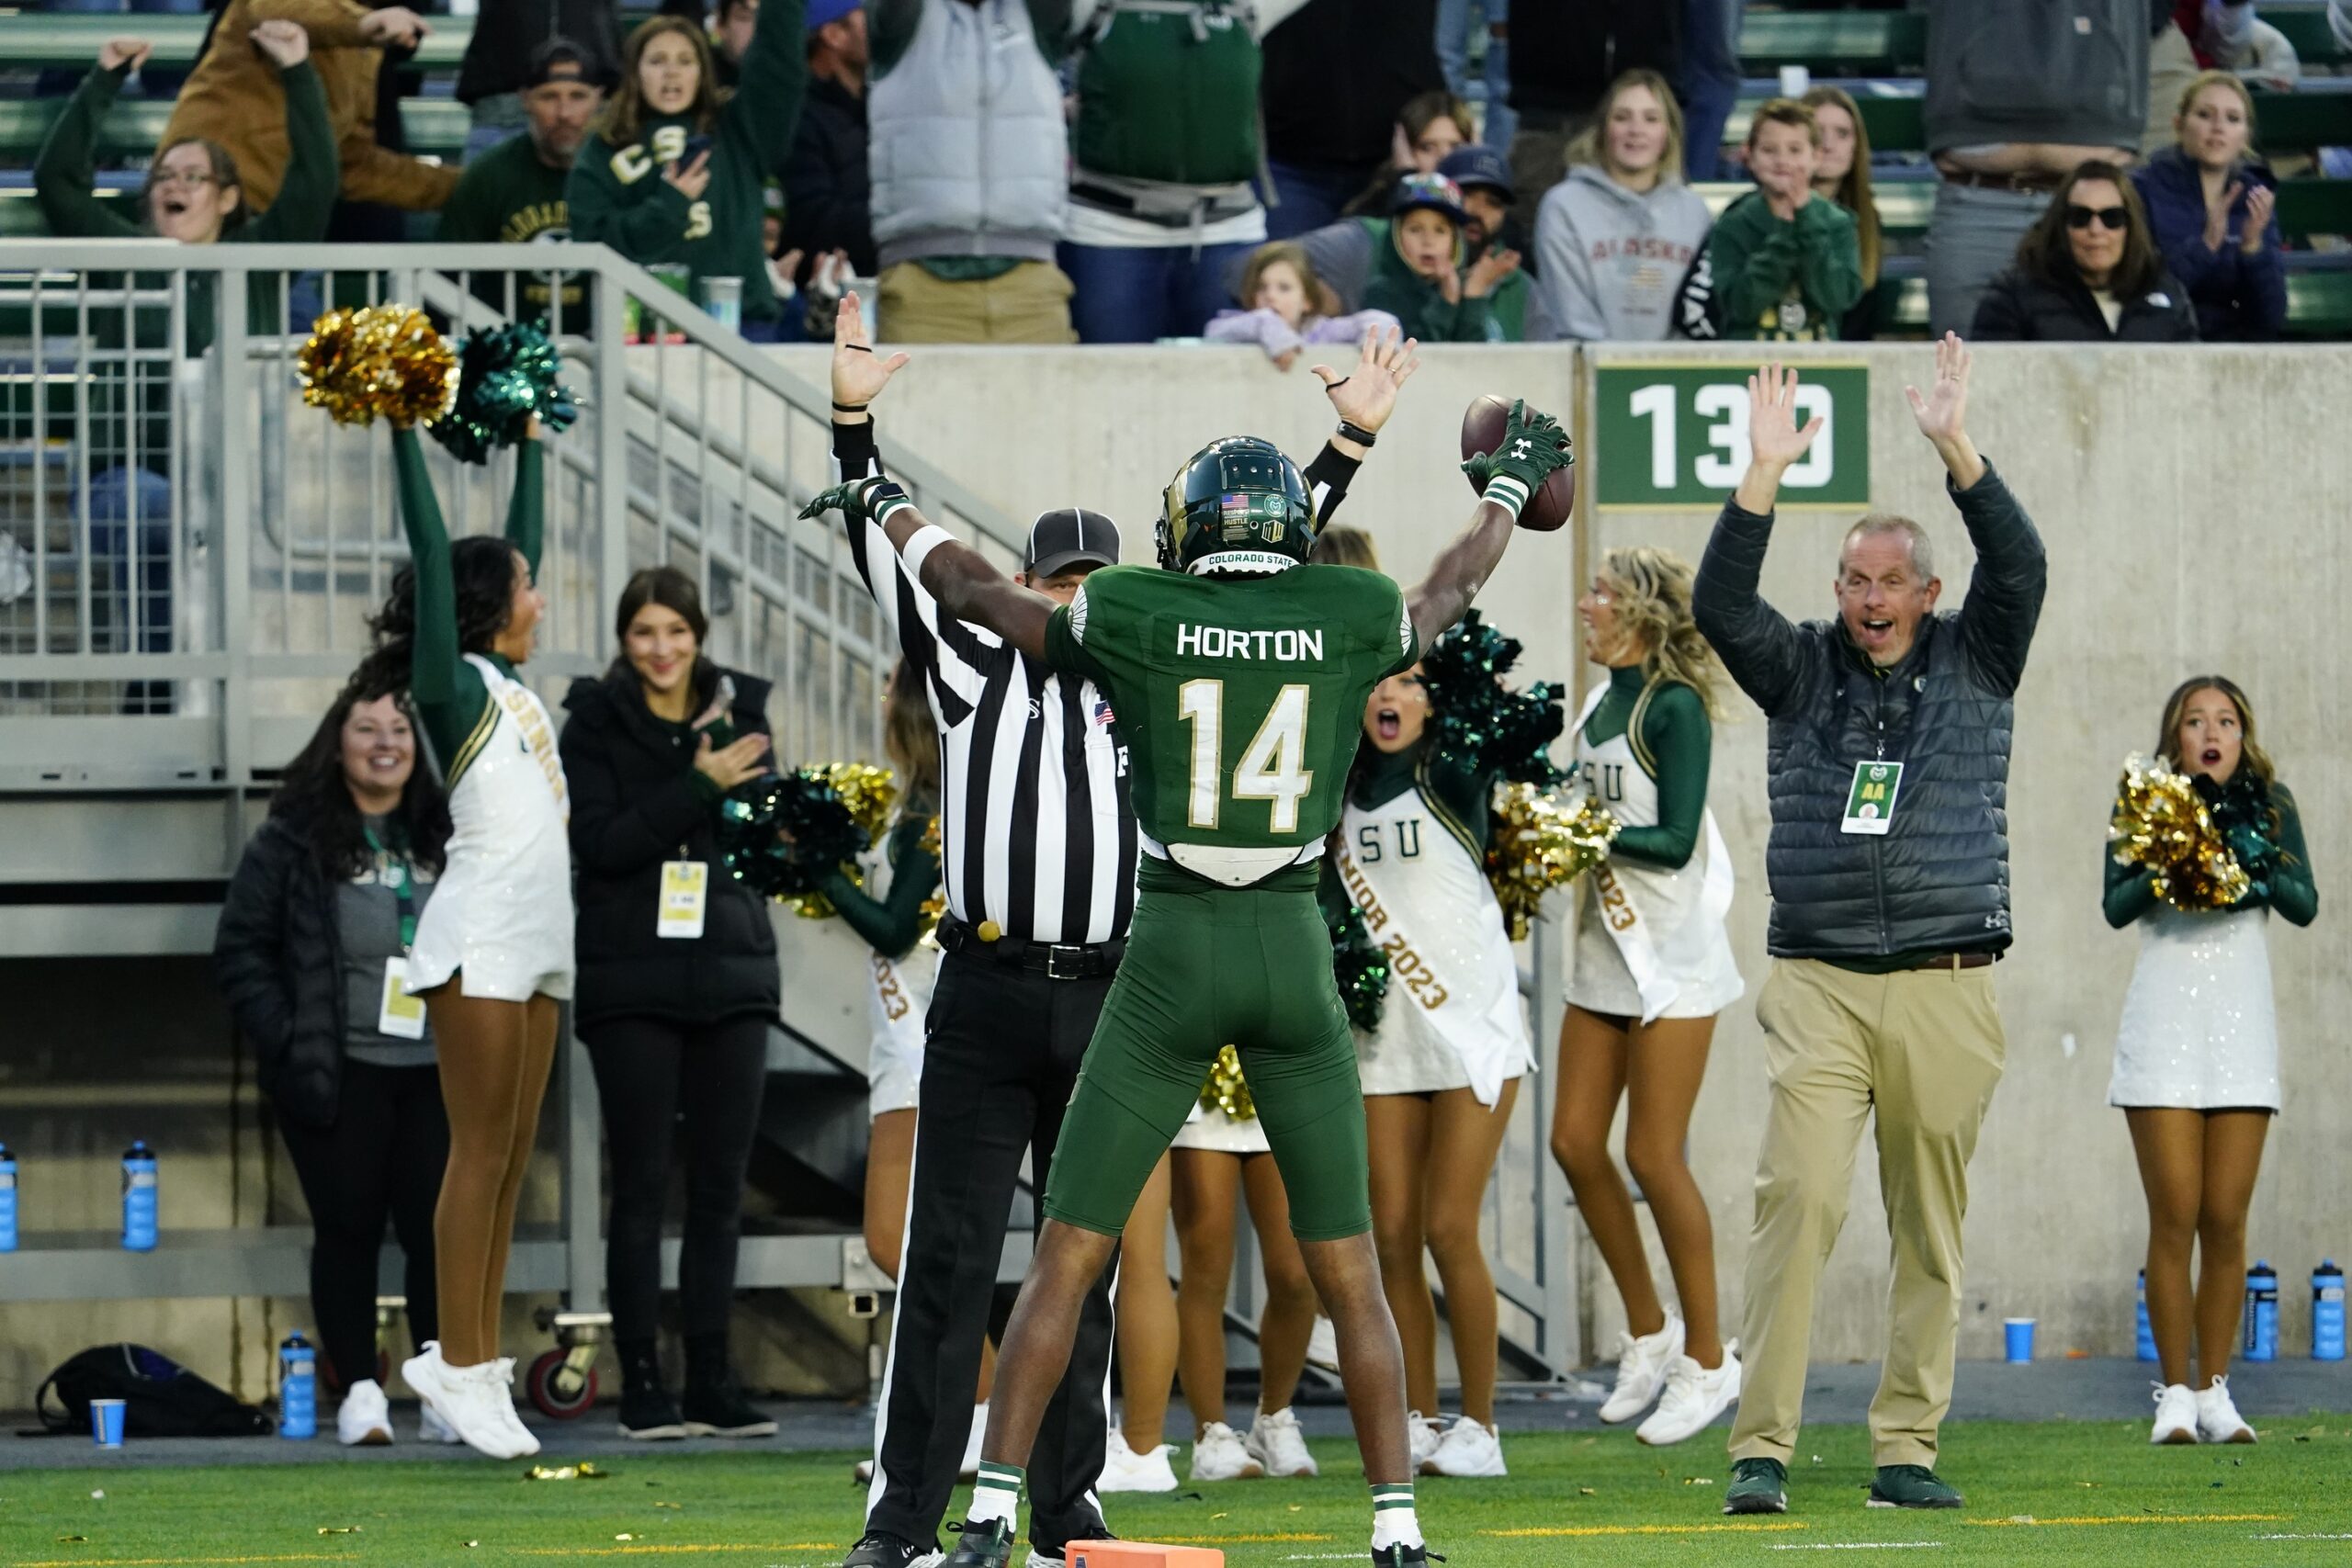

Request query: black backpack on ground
[{"left": 35, "top": 1344, "right": 272, "bottom": 1438}]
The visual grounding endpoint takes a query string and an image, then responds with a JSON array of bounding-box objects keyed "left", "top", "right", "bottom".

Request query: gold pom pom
[
  {"left": 1486, "top": 784, "right": 1619, "bottom": 940},
  {"left": 1197, "top": 1043, "right": 1257, "bottom": 1122},
  {"left": 299, "top": 305, "right": 458, "bottom": 429},
  {"left": 2109, "top": 754, "right": 2250, "bottom": 911}
]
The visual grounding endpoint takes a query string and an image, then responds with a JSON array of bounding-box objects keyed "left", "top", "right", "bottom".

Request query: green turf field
[{"left": 6, "top": 1418, "right": 2352, "bottom": 1567}]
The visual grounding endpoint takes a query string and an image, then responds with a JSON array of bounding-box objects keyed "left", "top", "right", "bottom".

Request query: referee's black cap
[{"left": 1023, "top": 508, "right": 1121, "bottom": 579}]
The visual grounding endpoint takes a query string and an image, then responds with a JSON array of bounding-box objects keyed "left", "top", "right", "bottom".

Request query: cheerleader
[
  {"left": 2109, "top": 677, "right": 2317, "bottom": 1447},
  {"left": 1553, "top": 547, "right": 1744, "bottom": 1448},
  {"left": 1340, "top": 652, "right": 1535, "bottom": 1478},
  {"left": 357, "top": 423, "right": 570, "bottom": 1461}
]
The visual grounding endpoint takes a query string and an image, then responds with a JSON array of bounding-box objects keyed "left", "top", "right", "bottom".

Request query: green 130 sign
[{"left": 1593, "top": 364, "right": 1871, "bottom": 509}]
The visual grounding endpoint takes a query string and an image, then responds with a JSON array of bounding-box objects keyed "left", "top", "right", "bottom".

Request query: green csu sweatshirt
[
  {"left": 1704, "top": 188, "right": 1864, "bottom": 342},
  {"left": 566, "top": 0, "right": 808, "bottom": 324}
]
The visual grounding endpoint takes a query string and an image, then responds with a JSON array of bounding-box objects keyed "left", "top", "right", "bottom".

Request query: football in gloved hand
[{"left": 1461, "top": 392, "right": 1576, "bottom": 532}]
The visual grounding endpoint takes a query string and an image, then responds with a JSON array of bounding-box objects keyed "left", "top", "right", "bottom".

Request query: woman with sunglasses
[{"left": 1971, "top": 161, "right": 2197, "bottom": 342}]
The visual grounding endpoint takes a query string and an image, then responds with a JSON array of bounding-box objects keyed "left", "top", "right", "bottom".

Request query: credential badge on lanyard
[
  {"left": 368, "top": 826, "right": 429, "bottom": 1038},
  {"left": 1841, "top": 759, "right": 1905, "bottom": 837},
  {"left": 659, "top": 854, "right": 710, "bottom": 940}
]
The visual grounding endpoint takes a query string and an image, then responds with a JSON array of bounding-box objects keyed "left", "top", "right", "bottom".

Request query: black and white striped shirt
[{"left": 833, "top": 425, "right": 1359, "bottom": 946}]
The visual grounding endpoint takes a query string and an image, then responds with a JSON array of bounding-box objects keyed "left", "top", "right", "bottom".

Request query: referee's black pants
[{"left": 865, "top": 947, "right": 1119, "bottom": 1549}]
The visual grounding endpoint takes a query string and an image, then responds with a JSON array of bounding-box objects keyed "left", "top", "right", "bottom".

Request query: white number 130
[
  {"left": 1178, "top": 681, "right": 1315, "bottom": 833},
  {"left": 1629, "top": 381, "right": 1835, "bottom": 491}
]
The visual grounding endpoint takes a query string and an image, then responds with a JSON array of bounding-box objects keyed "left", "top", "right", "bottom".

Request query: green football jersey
[{"left": 1046, "top": 563, "right": 1420, "bottom": 868}]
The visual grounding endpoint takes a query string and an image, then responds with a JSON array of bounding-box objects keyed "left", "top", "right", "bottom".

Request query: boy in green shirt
[{"left": 1705, "top": 99, "right": 1865, "bottom": 342}]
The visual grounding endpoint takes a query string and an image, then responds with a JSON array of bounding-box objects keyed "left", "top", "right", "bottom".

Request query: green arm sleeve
[
  {"left": 245, "top": 62, "right": 338, "bottom": 243},
  {"left": 392, "top": 429, "right": 489, "bottom": 762},
  {"left": 566, "top": 140, "right": 696, "bottom": 262},
  {"left": 1797, "top": 199, "right": 1866, "bottom": 323},
  {"left": 723, "top": 0, "right": 809, "bottom": 177},
  {"left": 1611, "top": 684, "right": 1711, "bottom": 870},
  {"left": 819, "top": 817, "right": 940, "bottom": 959},
  {"left": 34, "top": 65, "right": 140, "bottom": 238},
  {"left": 2103, "top": 849, "right": 2159, "bottom": 929},
  {"left": 504, "top": 437, "right": 544, "bottom": 573},
  {"left": 2266, "top": 785, "right": 2318, "bottom": 928}
]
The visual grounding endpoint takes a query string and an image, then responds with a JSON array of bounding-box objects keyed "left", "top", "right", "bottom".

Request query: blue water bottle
[
  {"left": 2243, "top": 1259, "right": 2278, "bottom": 1362},
  {"left": 0, "top": 1142, "right": 17, "bottom": 1253},
  {"left": 278, "top": 1332, "right": 317, "bottom": 1439},
  {"left": 2313, "top": 1260, "right": 2346, "bottom": 1362},
  {"left": 120, "top": 1141, "right": 157, "bottom": 1252},
  {"left": 2135, "top": 1269, "right": 2156, "bottom": 1362}
]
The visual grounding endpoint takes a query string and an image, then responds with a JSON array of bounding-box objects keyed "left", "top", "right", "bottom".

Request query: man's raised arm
[
  {"left": 1691, "top": 363, "right": 1817, "bottom": 716},
  {"left": 1406, "top": 400, "right": 1572, "bottom": 649}
]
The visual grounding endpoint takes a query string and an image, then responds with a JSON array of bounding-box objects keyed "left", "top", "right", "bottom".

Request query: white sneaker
[
  {"left": 1244, "top": 1406, "right": 1317, "bottom": 1478},
  {"left": 1421, "top": 1414, "right": 1507, "bottom": 1477},
  {"left": 1599, "top": 1314, "right": 1685, "bottom": 1424},
  {"left": 2196, "top": 1375, "right": 2256, "bottom": 1444},
  {"left": 1636, "top": 1344, "right": 1742, "bottom": 1447},
  {"left": 852, "top": 1457, "right": 875, "bottom": 1483},
  {"left": 2150, "top": 1382, "right": 2199, "bottom": 1445},
  {"left": 401, "top": 1344, "right": 526, "bottom": 1461},
  {"left": 1407, "top": 1410, "right": 1444, "bottom": 1472},
  {"left": 959, "top": 1402, "right": 988, "bottom": 1481},
  {"left": 336, "top": 1378, "right": 393, "bottom": 1447},
  {"left": 1189, "top": 1421, "right": 1262, "bottom": 1482},
  {"left": 419, "top": 1399, "right": 463, "bottom": 1445},
  {"left": 1306, "top": 1316, "right": 1340, "bottom": 1372},
  {"left": 488, "top": 1357, "right": 540, "bottom": 1458},
  {"left": 1100, "top": 1428, "right": 1181, "bottom": 1493}
]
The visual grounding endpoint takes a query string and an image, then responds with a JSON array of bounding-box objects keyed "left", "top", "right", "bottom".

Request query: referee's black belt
[{"left": 937, "top": 916, "right": 1125, "bottom": 980}]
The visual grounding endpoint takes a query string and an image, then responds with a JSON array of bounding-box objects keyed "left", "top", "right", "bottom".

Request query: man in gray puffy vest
[{"left": 1692, "top": 335, "right": 2047, "bottom": 1518}]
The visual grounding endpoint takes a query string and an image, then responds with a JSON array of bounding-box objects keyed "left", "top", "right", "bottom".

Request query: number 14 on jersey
[{"left": 1179, "top": 680, "right": 1315, "bottom": 833}]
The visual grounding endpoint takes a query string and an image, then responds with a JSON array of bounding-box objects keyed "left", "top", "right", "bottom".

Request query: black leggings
[
  {"left": 277, "top": 1059, "right": 450, "bottom": 1393},
  {"left": 582, "top": 1014, "right": 771, "bottom": 1342}
]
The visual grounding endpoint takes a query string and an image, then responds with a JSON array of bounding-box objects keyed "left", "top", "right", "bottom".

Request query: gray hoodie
[{"left": 1532, "top": 164, "right": 1713, "bottom": 343}]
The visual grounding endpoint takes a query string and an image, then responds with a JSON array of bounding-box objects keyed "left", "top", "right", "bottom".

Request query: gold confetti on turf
[
  {"left": 523, "top": 1461, "right": 610, "bottom": 1482},
  {"left": 314, "top": 1527, "right": 359, "bottom": 1535}
]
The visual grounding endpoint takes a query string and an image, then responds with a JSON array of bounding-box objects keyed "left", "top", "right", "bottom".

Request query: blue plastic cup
[
  {"left": 91, "top": 1397, "right": 126, "bottom": 1448},
  {"left": 2004, "top": 1317, "right": 2036, "bottom": 1364}
]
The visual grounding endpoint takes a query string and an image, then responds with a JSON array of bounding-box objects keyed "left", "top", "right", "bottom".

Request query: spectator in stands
[
  {"left": 1972, "top": 162, "right": 2199, "bottom": 341},
  {"left": 1205, "top": 242, "right": 1399, "bottom": 368},
  {"left": 1435, "top": 0, "right": 1511, "bottom": 152},
  {"left": 1508, "top": 3, "right": 1678, "bottom": 212},
  {"left": 1804, "top": 85, "right": 1885, "bottom": 342},
  {"left": 713, "top": 0, "right": 761, "bottom": 86},
  {"left": 1681, "top": 0, "right": 1745, "bottom": 181},
  {"left": 213, "top": 682, "right": 454, "bottom": 1450},
  {"left": 162, "top": 0, "right": 457, "bottom": 220},
  {"left": 559, "top": 566, "right": 781, "bottom": 1442},
  {"left": 458, "top": 0, "right": 621, "bottom": 162},
  {"left": 1360, "top": 173, "right": 1521, "bottom": 341},
  {"left": 1057, "top": 0, "right": 1287, "bottom": 344},
  {"left": 1531, "top": 69, "right": 1708, "bottom": 344},
  {"left": 1259, "top": 0, "right": 1446, "bottom": 240},
  {"left": 1703, "top": 99, "right": 1862, "bottom": 341},
  {"left": 2133, "top": 72, "right": 2286, "bottom": 342},
  {"left": 1340, "top": 90, "right": 1476, "bottom": 219},
  {"left": 866, "top": 0, "right": 1074, "bottom": 344},
  {"left": 570, "top": 6, "right": 809, "bottom": 342},
  {"left": 436, "top": 39, "right": 606, "bottom": 331},
  {"left": 1924, "top": 0, "right": 2145, "bottom": 335},
  {"left": 780, "top": 0, "right": 875, "bottom": 281},
  {"left": 1438, "top": 144, "right": 1539, "bottom": 336}
]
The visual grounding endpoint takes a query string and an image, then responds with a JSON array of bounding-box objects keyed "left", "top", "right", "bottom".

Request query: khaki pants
[
  {"left": 876, "top": 259, "right": 1077, "bottom": 344},
  {"left": 1728, "top": 958, "right": 2007, "bottom": 1470}
]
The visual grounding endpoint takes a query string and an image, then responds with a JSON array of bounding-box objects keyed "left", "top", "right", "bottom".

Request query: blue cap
[
  {"left": 808, "top": 0, "right": 862, "bottom": 28},
  {"left": 1438, "top": 145, "right": 1514, "bottom": 202},
  {"left": 1390, "top": 172, "right": 1465, "bottom": 224}
]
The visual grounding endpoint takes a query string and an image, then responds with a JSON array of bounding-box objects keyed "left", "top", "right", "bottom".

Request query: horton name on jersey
[{"left": 1173, "top": 623, "right": 1327, "bottom": 662}]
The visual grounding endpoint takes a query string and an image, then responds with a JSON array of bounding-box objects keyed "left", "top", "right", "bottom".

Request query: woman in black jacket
[
  {"left": 1971, "top": 161, "right": 2199, "bottom": 343},
  {"left": 213, "top": 680, "right": 454, "bottom": 1447},
  {"left": 559, "top": 566, "right": 780, "bottom": 1441}
]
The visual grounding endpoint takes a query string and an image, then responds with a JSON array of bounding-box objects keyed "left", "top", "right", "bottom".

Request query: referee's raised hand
[{"left": 831, "top": 293, "right": 909, "bottom": 423}]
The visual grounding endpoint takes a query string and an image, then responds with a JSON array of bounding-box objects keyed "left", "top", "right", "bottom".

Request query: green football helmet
[{"left": 1157, "top": 436, "right": 1315, "bottom": 577}]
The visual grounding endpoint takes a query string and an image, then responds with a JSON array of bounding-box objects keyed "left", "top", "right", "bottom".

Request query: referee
[{"left": 822, "top": 300, "right": 1380, "bottom": 1568}]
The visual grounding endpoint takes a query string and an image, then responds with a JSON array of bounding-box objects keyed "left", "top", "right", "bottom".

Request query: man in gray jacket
[{"left": 1693, "top": 337, "right": 2047, "bottom": 1517}]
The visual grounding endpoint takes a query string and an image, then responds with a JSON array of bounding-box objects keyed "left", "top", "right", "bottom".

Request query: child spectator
[
  {"left": 1341, "top": 89, "right": 1475, "bottom": 218},
  {"left": 437, "top": 39, "right": 607, "bottom": 331},
  {"left": 569, "top": 6, "right": 809, "bottom": 341},
  {"left": 1438, "top": 145, "right": 1537, "bottom": 339},
  {"left": 1804, "top": 85, "right": 1884, "bottom": 341},
  {"left": 1702, "top": 98, "right": 1863, "bottom": 341},
  {"left": 1531, "top": 69, "right": 1710, "bottom": 343},
  {"left": 1973, "top": 161, "right": 2198, "bottom": 341},
  {"left": 1204, "top": 242, "right": 1400, "bottom": 368},
  {"left": 2133, "top": 71, "right": 2286, "bottom": 342},
  {"left": 1363, "top": 173, "right": 1520, "bottom": 342}
]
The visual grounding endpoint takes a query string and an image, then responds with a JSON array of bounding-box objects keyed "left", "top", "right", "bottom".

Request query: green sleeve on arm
[
  {"left": 2104, "top": 849, "right": 2160, "bottom": 929},
  {"left": 1611, "top": 684, "right": 1710, "bottom": 869},
  {"left": 34, "top": 65, "right": 139, "bottom": 238},
  {"left": 725, "top": 0, "right": 809, "bottom": 175},
  {"left": 2266, "top": 785, "right": 2318, "bottom": 928},
  {"left": 566, "top": 141, "right": 695, "bottom": 262},
  {"left": 246, "top": 62, "right": 338, "bottom": 243},
  {"left": 820, "top": 817, "right": 941, "bottom": 958},
  {"left": 1797, "top": 200, "right": 1865, "bottom": 323},
  {"left": 869, "top": 0, "right": 923, "bottom": 76},
  {"left": 503, "top": 438, "right": 545, "bottom": 572},
  {"left": 392, "top": 430, "right": 489, "bottom": 762}
]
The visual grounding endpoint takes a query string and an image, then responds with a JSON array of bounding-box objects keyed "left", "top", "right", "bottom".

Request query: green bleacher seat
[
  {"left": 2273, "top": 177, "right": 2352, "bottom": 240},
  {"left": 0, "top": 96, "right": 469, "bottom": 165},
  {"left": 2267, "top": 8, "right": 2352, "bottom": 67},
  {"left": 0, "top": 10, "right": 664, "bottom": 70},
  {"left": 1739, "top": 10, "right": 1926, "bottom": 75}
]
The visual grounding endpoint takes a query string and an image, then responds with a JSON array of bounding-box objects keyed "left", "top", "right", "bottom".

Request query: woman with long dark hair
[
  {"left": 356, "top": 421, "right": 568, "bottom": 1461},
  {"left": 559, "top": 565, "right": 779, "bottom": 1440},
  {"left": 2109, "top": 677, "right": 2316, "bottom": 1446},
  {"left": 214, "top": 681, "right": 455, "bottom": 1447},
  {"left": 1971, "top": 162, "right": 2199, "bottom": 342}
]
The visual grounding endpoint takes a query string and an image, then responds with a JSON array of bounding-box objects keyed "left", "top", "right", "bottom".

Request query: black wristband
[
  {"left": 1336, "top": 420, "right": 1377, "bottom": 447},
  {"left": 832, "top": 400, "right": 868, "bottom": 413}
]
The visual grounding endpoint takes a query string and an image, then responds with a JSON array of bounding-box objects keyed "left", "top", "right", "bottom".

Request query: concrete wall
[{"left": 769, "top": 339, "right": 2352, "bottom": 1365}]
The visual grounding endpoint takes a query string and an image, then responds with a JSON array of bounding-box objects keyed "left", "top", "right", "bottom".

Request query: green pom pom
[
  {"left": 717, "top": 767, "right": 875, "bottom": 899},
  {"left": 1419, "top": 609, "right": 1566, "bottom": 785},
  {"left": 428, "top": 321, "right": 580, "bottom": 466},
  {"left": 1328, "top": 899, "right": 1390, "bottom": 1032}
]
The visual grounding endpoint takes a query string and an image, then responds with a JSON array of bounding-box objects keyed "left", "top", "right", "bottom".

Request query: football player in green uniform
[{"left": 803, "top": 296, "right": 1572, "bottom": 1568}]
